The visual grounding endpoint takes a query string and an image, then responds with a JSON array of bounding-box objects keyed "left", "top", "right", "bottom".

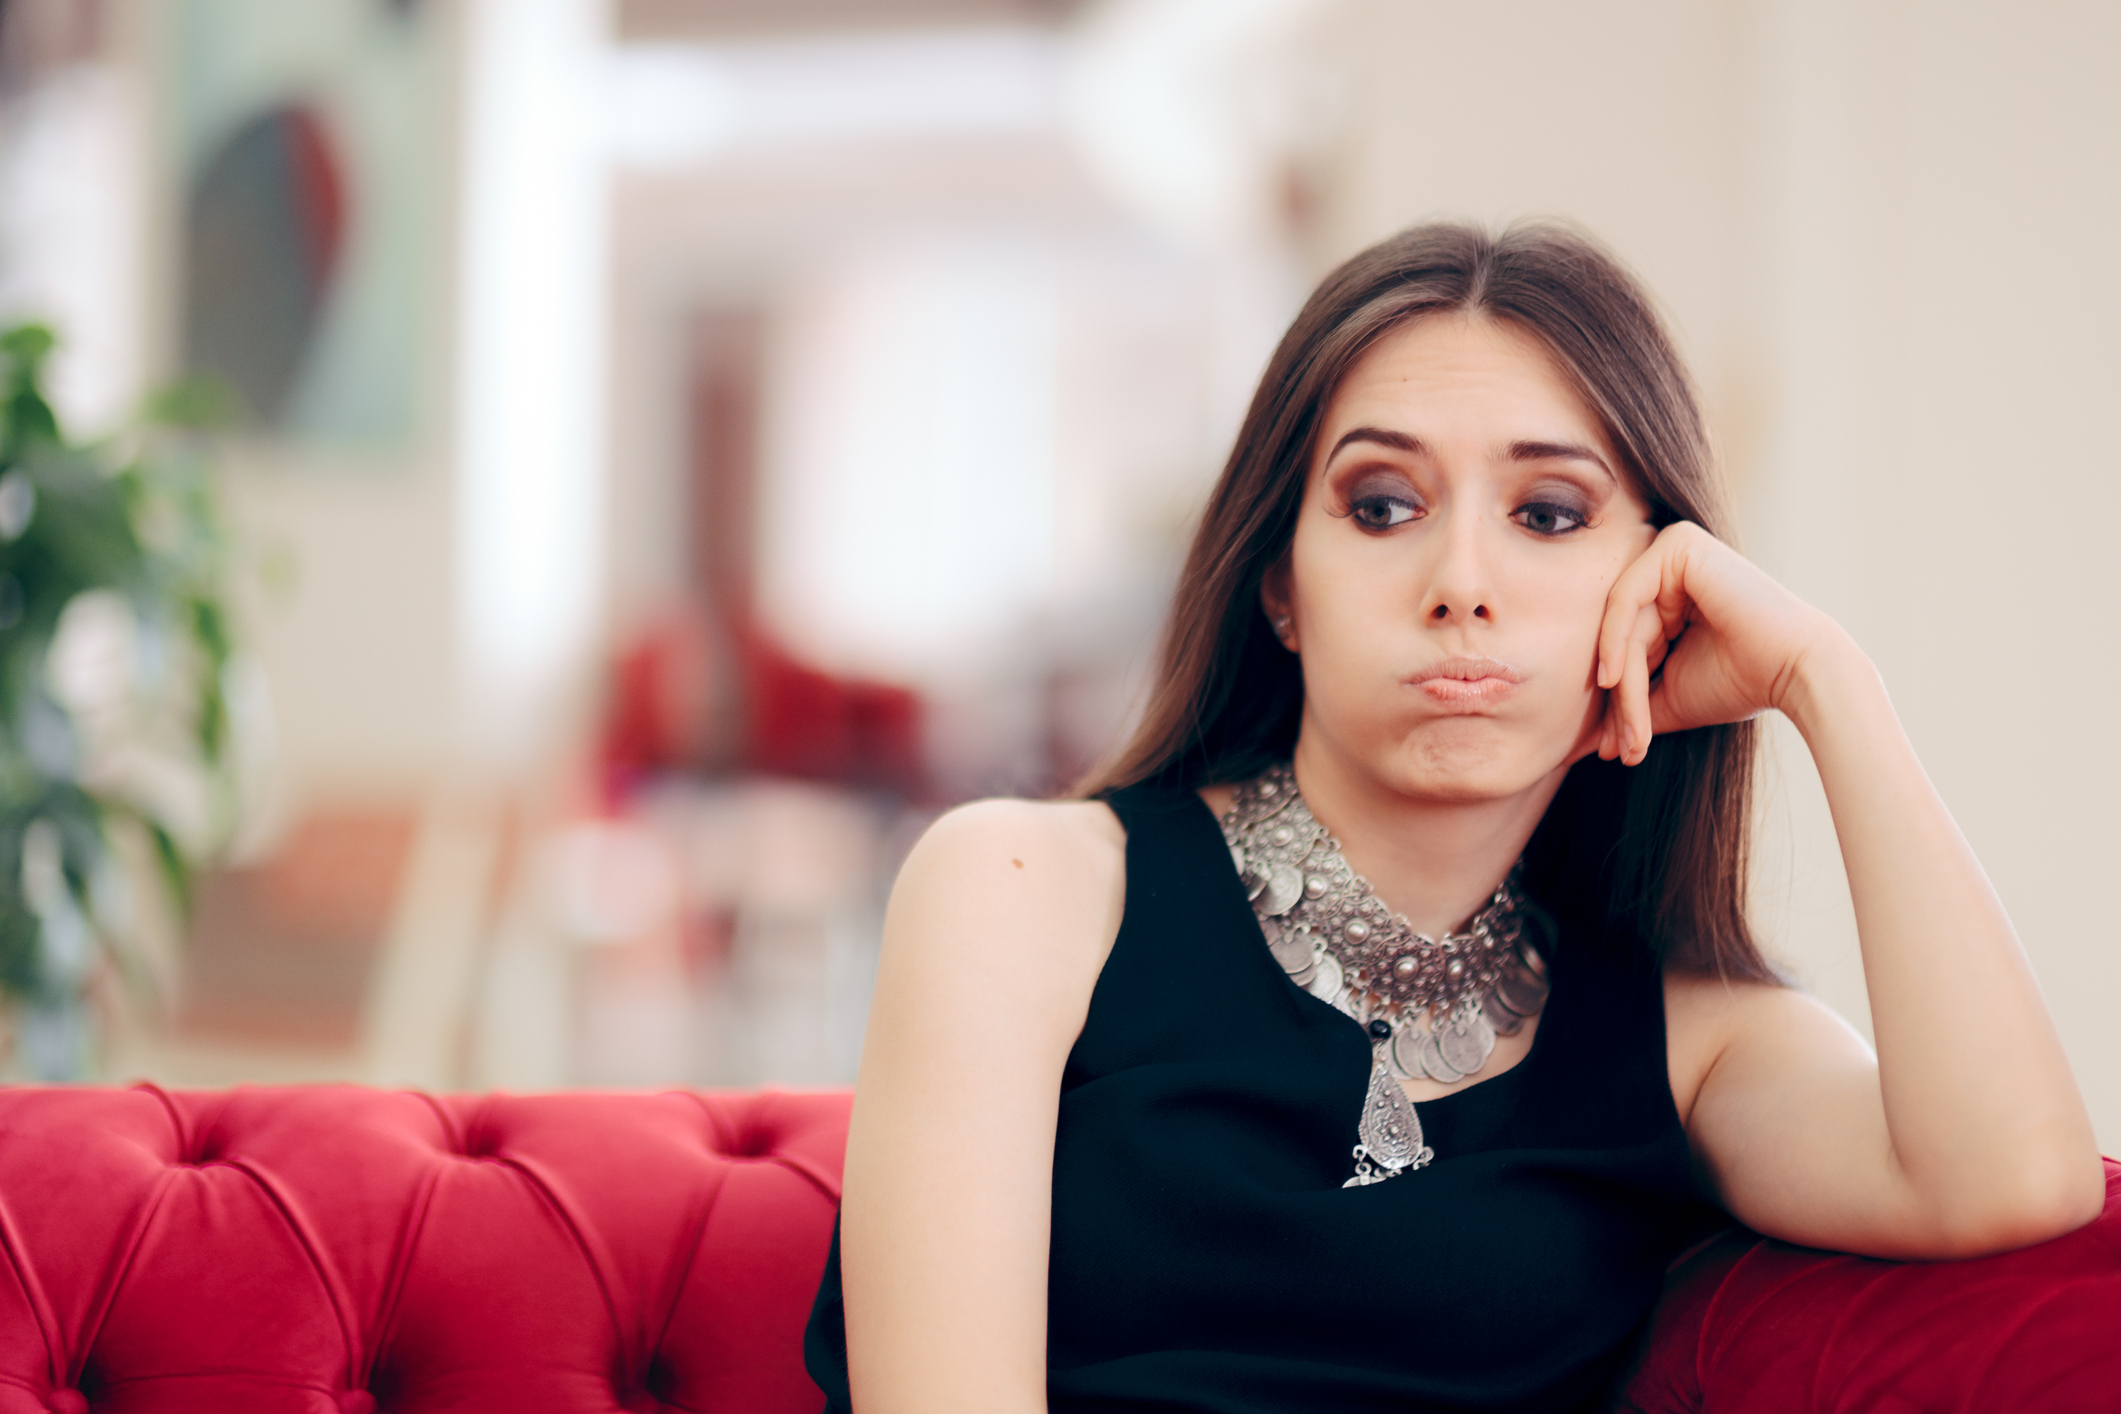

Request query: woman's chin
[{"left": 1378, "top": 728, "right": 1571, "bottom": 804}]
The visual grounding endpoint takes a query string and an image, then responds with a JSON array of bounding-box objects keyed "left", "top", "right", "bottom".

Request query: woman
[{"left": 804, "top": 222, "right": 2103, "bottom": 1412}]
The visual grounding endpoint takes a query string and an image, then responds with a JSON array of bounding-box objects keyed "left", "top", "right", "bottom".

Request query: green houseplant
[{"left": 0, "top": 323, "right": 240, "bottom": 1079}]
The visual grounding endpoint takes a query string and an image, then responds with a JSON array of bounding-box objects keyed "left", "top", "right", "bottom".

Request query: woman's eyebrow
[
  {"left": 1508, "top": 439, "right": 1616, "bottom": 482},
  {"left": 1326, "top": 428, "right": 1614, "bottom": 483},
  {"left": 1324, "top": 426, "right": 1427, "bottom": 464}
]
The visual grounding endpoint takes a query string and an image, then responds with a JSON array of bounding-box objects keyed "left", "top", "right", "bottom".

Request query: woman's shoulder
[
  {"left": 1662, "top": 963, "right": 1805, "bottom": 1039},
  {"left": 905, "top": 795, "right": 1127, "bottom": 884},
  {"left": 1662, "top": 963, "right": 1831, "bottom": 1125},
  {"left": 882, "top": 797, "right": 1129, "bottom": 1000}
]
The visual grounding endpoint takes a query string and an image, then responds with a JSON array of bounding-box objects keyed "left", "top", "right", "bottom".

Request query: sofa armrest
[{"left": 1619, "top": 1158, "right": 2121, "bottom": 1413}]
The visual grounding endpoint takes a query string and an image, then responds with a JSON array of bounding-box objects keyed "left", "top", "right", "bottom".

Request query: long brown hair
[{"left": 1077, "top": 220, "right": 1772, "bottom": 981}]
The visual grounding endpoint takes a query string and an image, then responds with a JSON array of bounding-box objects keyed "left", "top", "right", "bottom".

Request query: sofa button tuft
[
  {"left": 724, "top": 1127, "right": 775, "bottom": 1159},
  {"left": 337, "top": 1392, "right": 377, "bottom": 1414},
  {"left": 47, "top": 1390, "right": 87, "bottom": 1414}
]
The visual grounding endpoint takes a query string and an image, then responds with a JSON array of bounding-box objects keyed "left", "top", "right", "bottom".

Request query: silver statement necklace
[{"left": 1219, "top": 764, "right": 1551, "bottom": 1186}]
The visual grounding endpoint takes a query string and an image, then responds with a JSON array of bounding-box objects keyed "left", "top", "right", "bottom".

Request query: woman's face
[{"left": 1267, "top": 313, "right": 1657, "bottom": 804}]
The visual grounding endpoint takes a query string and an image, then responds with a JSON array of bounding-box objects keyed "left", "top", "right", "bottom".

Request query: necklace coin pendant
[
  {"left": 1439, "top": 1009, "right": 1497, "bottom": 1075},
  {"left": 1266, "top": 920, "right": 1315, "bottom": 976},
  {"left": 1307, "top": 949, "right": 1345, "bottom": 1003},
  {"left": 1496, "top": 971, "right": 1549, "bottom": 1017},
  {"left": 1389, "top": 1022, "right": 1425, "bottom": 1079},
  {"left": 1418, "top": 1030, "right": 1465, "bottom": 1084},
  {"left": 1258, "top": 861, "right": 1305, "bottom": 916}
]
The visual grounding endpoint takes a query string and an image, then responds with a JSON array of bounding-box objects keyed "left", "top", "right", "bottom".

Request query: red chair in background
[{"left": 599, "top": 612, "right": 925, "bottom": 811}]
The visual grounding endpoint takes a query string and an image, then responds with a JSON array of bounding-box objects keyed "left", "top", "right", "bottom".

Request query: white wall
[
  {"left": 1740, "top": 0, "right": 2121, "bottom": 1149},
  {"left": 221, "top": 457, "right": 462, "bottom": 804},
  {"left": 1314, "top": 0, "right": 2121, "bottom": 1148}
]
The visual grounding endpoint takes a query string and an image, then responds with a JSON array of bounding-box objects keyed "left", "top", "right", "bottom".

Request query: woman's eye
[
  {"left": 1513, "top": 500, "right": 1589, "bottom": 536},
  {"left": 1349, "top": 493, "right": 1420, "bottom": 531}
]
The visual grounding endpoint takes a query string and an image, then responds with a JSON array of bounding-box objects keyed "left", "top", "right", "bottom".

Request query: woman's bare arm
[
  {"left": 1668, "top": 633, "right": 2103, "bottom": 1258},
  {"left": 1603, "top": 524, "right": 2104, "bottom": 1259},
  {"left": 839, "top": 797, "right": 1125, "bottom": 1413}
]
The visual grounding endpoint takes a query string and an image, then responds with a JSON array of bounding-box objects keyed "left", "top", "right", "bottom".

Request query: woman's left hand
[
  {"left": 1612, "top": 521, "right": 2105, "bottom": 1258},
  {"left": 1592, "top": 521, "right": 1835, "bottom": 765}
]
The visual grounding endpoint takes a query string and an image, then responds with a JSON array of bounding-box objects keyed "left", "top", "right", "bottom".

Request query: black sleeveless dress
[{"left": 805, "top": 781, "right": 1723, "bottom": 1413}]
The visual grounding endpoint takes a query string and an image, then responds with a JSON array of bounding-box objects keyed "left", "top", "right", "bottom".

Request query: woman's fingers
[
  {"left": 1647, "top": 675, "right": 1688, "bottom": 738},
  {"left": 1597, "top": 521, "right": 1830, "bottom": 752},
  {"left": 1597, "top": 525, "right": 1715, "bottom": 764},
  {"left": 1650, "top": 526, "right": 1704, "bottom": 642},
  {"left": 1596, "top": 671, "right": 1625, "bottom": 760},
  {"left": 1620, "top": 603, "right": 1659, "bottom": 764},
  {"left": 1596, "top": 601, "right": 1659, "bottom": 763},
  {"left": 1597, "top": 540, "right": 1669, "bottom": 690}
]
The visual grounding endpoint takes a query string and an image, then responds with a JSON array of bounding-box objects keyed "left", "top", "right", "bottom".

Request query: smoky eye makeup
[
  {"left": 1513, "top": 498, "right": 1590, "bottom": 536},
  {"left": 1328, "top": 466, "right": 1426, "bottom": 532},
  {"left": 1509, "top": 472, "right": 1607, "bottom": 531}
]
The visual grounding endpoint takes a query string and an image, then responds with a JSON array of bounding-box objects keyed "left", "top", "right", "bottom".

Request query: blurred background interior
[{"left": 0, "top": 0, "right": 2114, "bottom": 1147}]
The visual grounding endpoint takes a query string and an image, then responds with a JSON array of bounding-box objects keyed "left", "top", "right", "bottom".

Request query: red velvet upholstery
[
  {"left": 1620, "top": 1158, "right": 2121, "bottom": 1413},
  {"left": 0, "top": 1086, "right": 2114, "bottom": 1412},
  {"left": 0, "top": 1086, "right": 848, "bottom": 1414}
]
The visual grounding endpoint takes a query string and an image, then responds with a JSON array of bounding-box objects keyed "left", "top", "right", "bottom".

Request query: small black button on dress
[{"left": 806, "top": 781, "right": 1723, "bottom": 1413}]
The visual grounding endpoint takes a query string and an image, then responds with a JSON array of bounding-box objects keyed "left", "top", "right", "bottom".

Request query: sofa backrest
[
  {"left": 0, "top": 1085, "right": 850, "bottom": 1414},
  {"left": 5, "top": 1084, "right": 2116, "bottom": 1414}
]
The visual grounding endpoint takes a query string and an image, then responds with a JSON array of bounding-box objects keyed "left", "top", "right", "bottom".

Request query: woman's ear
[{"left": 1260, "top": 559, "right": 1297, "bottom": 651}]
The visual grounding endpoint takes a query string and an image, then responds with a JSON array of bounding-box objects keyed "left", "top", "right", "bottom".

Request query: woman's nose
[{"left": 1419, "top": 513, "right": 1494, "bottom": 625}]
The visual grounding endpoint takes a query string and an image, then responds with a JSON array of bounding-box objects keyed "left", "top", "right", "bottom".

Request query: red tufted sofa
[{"left": 0, "top": 1085, "right": 2114, "bottom": 1413}]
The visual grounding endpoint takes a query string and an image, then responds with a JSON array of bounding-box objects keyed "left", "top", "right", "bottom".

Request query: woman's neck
[{"left": 1288, "top": 734, "right": 1567, "bottom": 939}]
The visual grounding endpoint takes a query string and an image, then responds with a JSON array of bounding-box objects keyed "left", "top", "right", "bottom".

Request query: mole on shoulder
[{"left": 1012, "top": 858, "right": 1025, "bottom": 869}]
